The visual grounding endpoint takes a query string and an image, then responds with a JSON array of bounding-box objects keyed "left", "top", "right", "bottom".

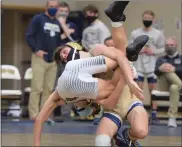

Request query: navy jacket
[
  {"left": 155, "top": 53, "right": 182, "bottom": 79},
  {"left": 60, "top": 21, "right": 80, "bottom": 45},
  {"left": 26, "top": 13, "right": 62, "bottom": 62}
]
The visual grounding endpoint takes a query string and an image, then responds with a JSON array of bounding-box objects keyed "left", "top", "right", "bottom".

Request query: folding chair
[
  {"left": 1, "top": 65, "right": 22, "bottom": 118},
  {"left": 21, "top": 67, "right": 32, "bottom": 118},
  {"left": 24, "top": 67, "right": 32, "bottom": 93}
]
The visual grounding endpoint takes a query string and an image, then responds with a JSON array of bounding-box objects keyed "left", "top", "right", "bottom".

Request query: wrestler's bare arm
[
  {"left": 96, "top": 75, "right": 125, "bottom": 109},
  {"left": 91, "top": 44, "right": 133, "bottom": 84},
  {"left": 34, "top": 91, "right": 65, "bottom": 146},
  {"left": 91, "top": 44, "right": 144, "bottom": 100}
]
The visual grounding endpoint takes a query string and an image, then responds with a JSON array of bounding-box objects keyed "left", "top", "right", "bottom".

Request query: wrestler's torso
[{"left": 103, "top": 67, "right": 141, "bottom": 119}]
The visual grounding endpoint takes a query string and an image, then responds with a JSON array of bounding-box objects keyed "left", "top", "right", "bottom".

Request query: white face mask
[{"left": 58, "top": 11, "right": 69, "bottom": 18}]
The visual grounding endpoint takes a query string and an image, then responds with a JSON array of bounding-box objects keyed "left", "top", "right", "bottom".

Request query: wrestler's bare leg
[
  {"left": 127, "top": 106, "right": 148, "bottom": 140},
  {"left": 95, "top": 67, "right": 148, "bottom": 146},
  {"left": 95, "top": 68, "right": 123, "bottom": 146},
  {"left": 96, "top": 66, "right": 148, "bottom": 144},
  {"left": 95, "top": 1, "right": 147, "bottom": 146},
  {"left": 112, "top": 25, "right": 128, "bottom": 54},
  {"left": 95, "top": 117, "right": 118, "bottom": 146},
  {"left": 97, "top": 67, "right": 148, "bottom": 145},
  {"left": 109, "top": 4, "right": 149, "bottom": 144}
]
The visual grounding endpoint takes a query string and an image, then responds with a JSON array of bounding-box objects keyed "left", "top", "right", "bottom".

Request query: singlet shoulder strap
[{"left": 88, "top": 52, "right": 93, "bottom": 57}]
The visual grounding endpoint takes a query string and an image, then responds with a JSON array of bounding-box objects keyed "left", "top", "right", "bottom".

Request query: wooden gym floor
[{"left": 1, "top": 119, "right": 182, "bottom": 146}]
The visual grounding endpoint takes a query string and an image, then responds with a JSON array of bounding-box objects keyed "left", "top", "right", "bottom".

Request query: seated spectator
[{"left": 155, "top": 36, "right": 182, "bottom": 128}]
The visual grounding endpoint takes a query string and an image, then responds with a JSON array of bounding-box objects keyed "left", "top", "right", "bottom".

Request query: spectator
[
  {"left": 26, "top": 0, "right": 61, "bottom": 120},
  {"left": 155, "top": 36, "right": 182, "bottom": 127},
  {"left": 104, "top": 36, "right": 115, "bottom": 47},
  {"left": 129, "top": 10, "right": 165, "bottom": 120},
  {"left": 55, "top": 2, "right": 80, "bottom": 84},
  {"left": 82, "top": 5, "right": 111, "bottom": 51},
  {"left": 57, "top": 2, "right": 79, "bottom": 44}
]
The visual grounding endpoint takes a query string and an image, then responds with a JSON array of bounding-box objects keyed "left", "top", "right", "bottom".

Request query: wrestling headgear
[
  {"left": 54, "top": 42, "right": 83, "bottom": 63},
  {"left": 66, "top": 42, "right": 83, "bottom": 62},
  {"left": 75, "top": 101, "right": 94, "bottom": 117}
]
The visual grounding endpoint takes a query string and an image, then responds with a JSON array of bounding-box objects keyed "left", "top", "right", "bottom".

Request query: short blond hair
[
  {"left": 166, "top": 36, "right": 177, "bottom": 45},
  {"left": 142, "top": 10, "right": 155, "bottom": 18},
  {"left": 46, "top": 0, "right": 59, "bottom": 6}
]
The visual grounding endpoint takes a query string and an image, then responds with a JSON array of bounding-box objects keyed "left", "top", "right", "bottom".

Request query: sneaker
[
  {"left": 105, "top": 1, "right": 129, "bottom": 22},
  {"left": 168, "top": 118, "right": 177, "bottom": 128},
  {"left": 114, "top": 128, "right": 141, "bottom": 147},
  {"left": 126, "top": 35, "right": 149, "bottom": 61}
]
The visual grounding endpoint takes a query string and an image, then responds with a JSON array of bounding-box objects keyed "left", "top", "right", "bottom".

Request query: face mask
[
  {"left": 165, "top": 46, "right": 177, "bottom": 55},
  {"left": 47, "top": 7, "right": 58, "bottom": 17},
  {"left": 66, "top": 47, "right": 80, "bottom": 62},
  {"left": 86, "top": 16, "right": 98, "bottom": 24},
  {"left": 143, "top": 20, "right": 152, "bottom": 28},
  {"left": 57, "top": 11, "right": 69, "bottom": 18}
]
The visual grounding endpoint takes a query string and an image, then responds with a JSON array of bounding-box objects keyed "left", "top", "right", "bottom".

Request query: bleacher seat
[
  {"left": 152, "top": 90, "right": 182, "bottom": 101},
  {"left": 151, "top": 89, "right": 182, "bottom": 120}
]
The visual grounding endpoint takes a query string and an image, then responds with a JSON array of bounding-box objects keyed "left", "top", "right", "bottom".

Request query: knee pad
[{"left": 95, "top": 135, "right": 111, "bottom": 146}]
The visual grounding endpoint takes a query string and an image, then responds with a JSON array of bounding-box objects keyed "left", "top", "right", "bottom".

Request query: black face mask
[
  {"left": 85, "top": 16, "right": 98, "bottom": 24},
  {"left": 143, "top": 20, "right": 152, "bottom": 28},
  {"left": 165, "top": 46, "right": 177, "bottom": 55},
  {"left": 66, "top": 48, "right": 80, "bottom": 62}
]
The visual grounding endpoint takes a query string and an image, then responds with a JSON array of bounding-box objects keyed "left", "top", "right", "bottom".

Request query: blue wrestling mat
[{"left": 1, "top": 120, "right": 182, "bottom": 136}]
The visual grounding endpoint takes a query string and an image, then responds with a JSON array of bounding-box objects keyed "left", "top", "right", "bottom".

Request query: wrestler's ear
[{"left": 54, "top": 47, "right": 62, "bottom": 64}]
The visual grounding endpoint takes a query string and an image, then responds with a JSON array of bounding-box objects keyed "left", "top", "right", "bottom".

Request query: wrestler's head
[
  {"left": 54, "top": 42, "right": 83, "bottom": 63},
  {"left": 75, "top": 100, "right": 101, "bottom": 117}
]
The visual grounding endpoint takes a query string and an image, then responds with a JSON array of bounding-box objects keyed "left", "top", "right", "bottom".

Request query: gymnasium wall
[
  {"left": 2, "top": 0, "right": 181, "bottom": 104},
  {"left": 3, "top": 0, "right": 181, "bottom": 51}
]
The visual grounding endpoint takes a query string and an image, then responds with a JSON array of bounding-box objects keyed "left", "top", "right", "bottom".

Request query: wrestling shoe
[
  {"left": 126, "top": 35, "right": 149, "bottom": 61},
  {"left": 105, "top": 1, "right": 129, "bottom": 22},
  {"left": 114, "top": 128, "right": 141, "bottom": 147}
]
